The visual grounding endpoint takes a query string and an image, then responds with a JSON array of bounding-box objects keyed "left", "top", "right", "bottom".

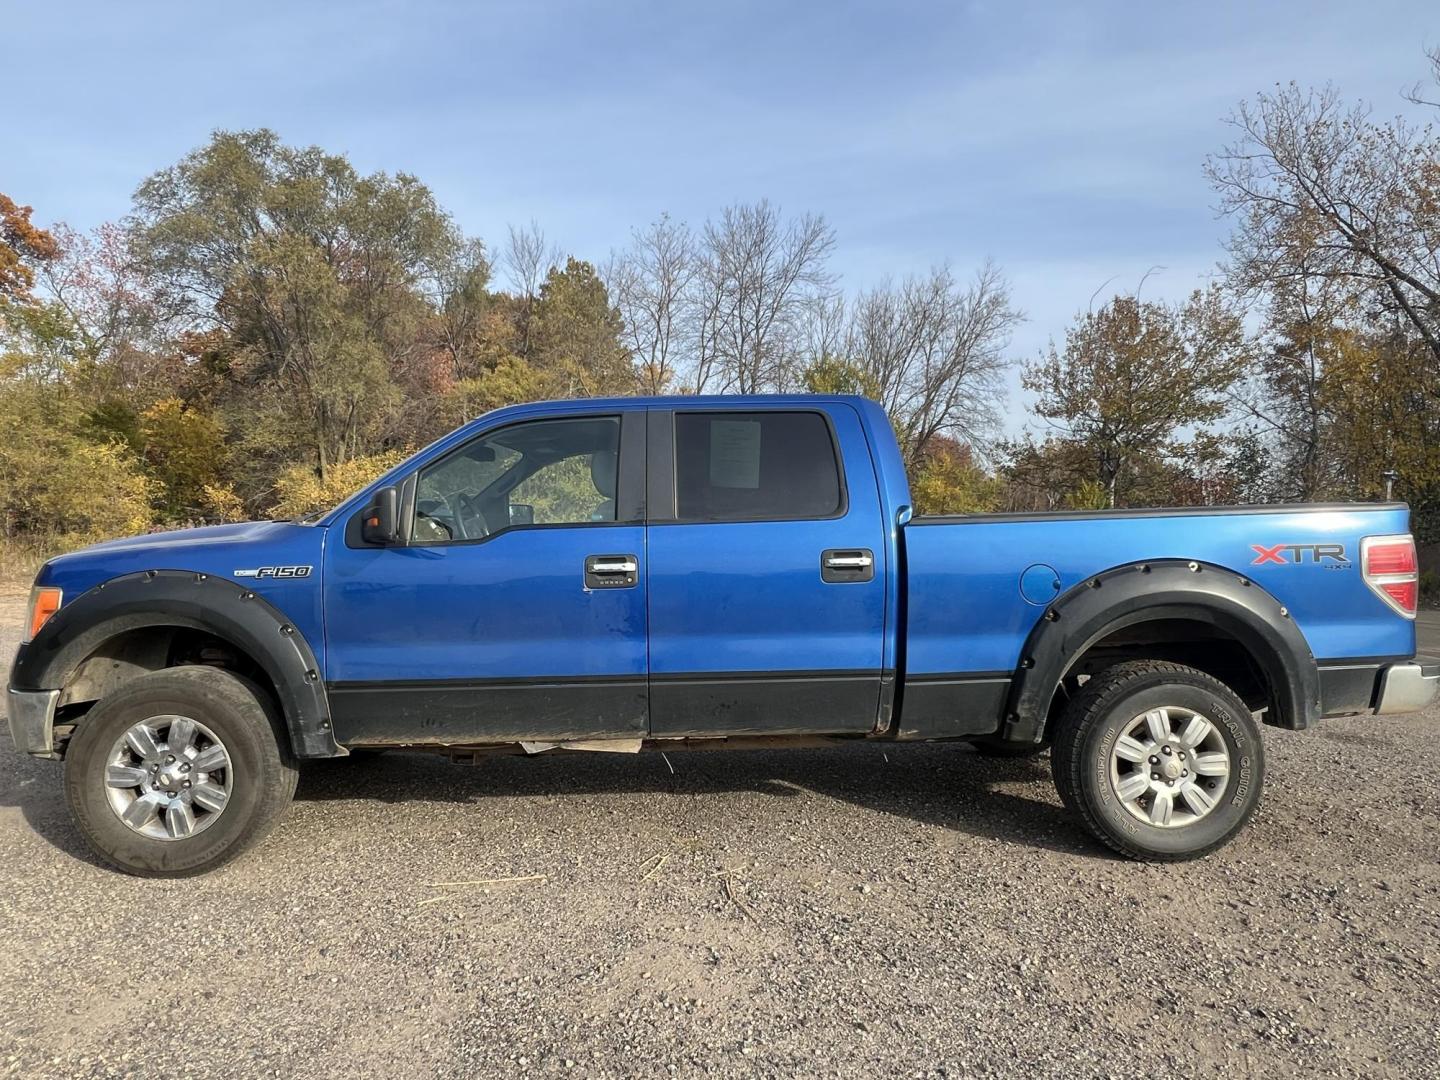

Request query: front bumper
[
  {"left": 1375, "top": 656, "right": 1440, "bottom": 716},
  {"left": 7, "top": 688, "right": 60, "bottom": 758}
]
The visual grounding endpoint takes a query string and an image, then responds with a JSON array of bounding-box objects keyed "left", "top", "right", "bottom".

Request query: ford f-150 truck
[{"left": 8, "top": 395, "right": 1437, "bottom": 875}]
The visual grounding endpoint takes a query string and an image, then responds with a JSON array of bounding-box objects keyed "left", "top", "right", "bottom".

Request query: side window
[
  {"left": 673, "top": 411, "right": 844, "bottom": 523},
  {"left": 413, "top": 416, "right": 621, "bottom": 543}
]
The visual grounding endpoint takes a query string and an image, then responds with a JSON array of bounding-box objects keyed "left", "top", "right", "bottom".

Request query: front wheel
[
  {"left": 63, "top": 666, "right": 299, "bottom": 876},
  {"left": 1051, "top": 660, "right": 1264, "bottom": 861}
]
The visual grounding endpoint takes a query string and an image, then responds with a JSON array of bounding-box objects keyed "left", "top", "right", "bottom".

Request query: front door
[
  {"left": 645, "top": 404, "right": 888, "bottom": 736},
  {"left": 323, "top": 410, "right": 648, "bottom": 746}
]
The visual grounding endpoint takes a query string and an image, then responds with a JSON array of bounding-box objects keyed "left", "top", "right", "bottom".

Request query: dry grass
[{"left": 0, "top": 535, "right": 86, "bottom": 597}]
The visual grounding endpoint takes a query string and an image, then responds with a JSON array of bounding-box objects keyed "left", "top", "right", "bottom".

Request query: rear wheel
[
  {"left": 1051, "top": 660, "right": 1264, "bottom": 860},
  {"left": 64, "top": 666, "right": 299, "bottom": 876}
]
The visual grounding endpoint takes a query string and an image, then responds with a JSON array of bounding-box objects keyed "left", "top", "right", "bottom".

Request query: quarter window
[{"left": 673, "top": 411, "right": 844, "bottom": 523}]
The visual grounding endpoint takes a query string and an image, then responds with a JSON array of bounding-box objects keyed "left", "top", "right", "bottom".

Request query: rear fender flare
[
  {"left": 1001, "top": 560, "right": 1319, "bottom": 742},
  {"left": 12, "top": 570, "right": 340, "bottom": 758}
]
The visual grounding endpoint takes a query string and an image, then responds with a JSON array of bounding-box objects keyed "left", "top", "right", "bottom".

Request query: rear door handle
[
  {"left": 585, "top": 554, "right": 639, "bottom": 589},
  {"left": 821, "top": 548, "right": 875, "bottom": 583}
]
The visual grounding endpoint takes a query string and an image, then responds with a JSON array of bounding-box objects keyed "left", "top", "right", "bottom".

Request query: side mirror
[
  {"left": 361, "top": 486, "right": 399, "bottom": 545},
  {"left": 509, "top": 503, "right": 535, "bottom": 526}
]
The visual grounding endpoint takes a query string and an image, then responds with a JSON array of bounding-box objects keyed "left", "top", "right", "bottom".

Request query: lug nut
[
  {"left": 1167, "top": 780, "right": 1176, "bottom": 787},
  {"left": 1182, "top": 770, "right": 1189, "bottom": 778},
  {"left": 1178, "top": 752, "right": 1186, "bottom": 761},
  {"left": 1151, "top": 772, "right": 1160, "bottom": 780},
  {"left": 180, "top": 763, "right": 191, "bottom": 773},
  {"left": 165, "top": 755, "right": 175, "bottom": 765},
  {"left": 183, "top": 780, "right": 191, "bottom": 788},
  {"left": 1149, "top": 756, "right": 1159, "bottom": 765},
  {"left": 1162, "top": 746, "right": 1173, "bottom": 756}
]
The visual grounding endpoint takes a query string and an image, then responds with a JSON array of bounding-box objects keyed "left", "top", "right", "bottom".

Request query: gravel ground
[{"left": 2, "top": 602, "right": 1438, "bottom": 1079}]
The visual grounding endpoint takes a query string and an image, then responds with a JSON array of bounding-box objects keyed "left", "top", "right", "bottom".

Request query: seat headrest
[{"left": 590, "top": 450, "right": 617, "bottom": 495}]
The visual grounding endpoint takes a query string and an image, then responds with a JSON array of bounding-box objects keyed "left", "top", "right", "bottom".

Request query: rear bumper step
[{"left": 1375, "top": 656, "right": 1440, "bottom": 715}]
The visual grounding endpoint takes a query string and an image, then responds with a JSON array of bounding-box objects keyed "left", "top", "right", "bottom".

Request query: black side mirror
[
  {"left": 361, "top": 486, "right": 399, "bottom": 545},
  {"left": 509, "top": 503, "right": 535, "bottom": 526}
]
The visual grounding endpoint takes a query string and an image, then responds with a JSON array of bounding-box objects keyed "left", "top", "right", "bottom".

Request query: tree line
[{"left": 1, "top": 49, "right": 1437, "bottom": 552}]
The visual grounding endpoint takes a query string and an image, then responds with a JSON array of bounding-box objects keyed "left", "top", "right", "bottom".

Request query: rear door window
[{"left": 673, "top": 411, "right": 844, "bottom": 522}]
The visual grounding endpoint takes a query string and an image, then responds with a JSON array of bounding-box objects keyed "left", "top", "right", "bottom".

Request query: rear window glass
[{"left": 674, "top": 411, "right": 844, "bottom": 522}]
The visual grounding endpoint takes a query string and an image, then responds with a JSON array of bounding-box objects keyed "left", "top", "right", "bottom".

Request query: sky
[{"left": 6, "top": 0, "right": 1438, "bottom": 431}]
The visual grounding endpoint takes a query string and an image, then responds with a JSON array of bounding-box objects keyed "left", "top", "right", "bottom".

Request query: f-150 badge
[{"left": 233, "top": 565, "right": 313, "bottom": 579}]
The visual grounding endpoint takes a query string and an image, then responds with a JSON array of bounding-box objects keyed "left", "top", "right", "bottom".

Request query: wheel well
[
  {"left": 1045, "top": 618, "right": 1274, "bottom": 735},
  {"left": 56, "top": 625, "right": 283, "bottom": 727}
]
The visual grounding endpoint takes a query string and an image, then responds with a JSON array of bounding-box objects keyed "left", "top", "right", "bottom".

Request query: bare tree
[
  {"left": 504, "top": 220, "right": 562, "bottom": 359},
  {"left": 1206, "top": 75, "right": 1440, "bottom": 365},
  {"left": 695, "top": 201, "right": 837, "bottom": 393},
  {"left": 607, "top": 214, "right": 696, "bottom": 394},
  {"left": 848, "top": 261, "right": 1022, "bottom": 468}
]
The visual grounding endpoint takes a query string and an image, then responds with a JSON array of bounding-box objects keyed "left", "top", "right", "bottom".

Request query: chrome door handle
[
  {"left": 584, "top": 554, "right": 639, "bottom": 589},
  {"left": 589, "top": 558, "right": 637, "bottom": 573},
  {"left": 821, "top": 548, "right": 875, "bottom": 583}
]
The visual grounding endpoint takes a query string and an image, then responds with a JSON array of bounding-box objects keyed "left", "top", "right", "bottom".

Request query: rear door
[{"left": 645, "top": 403, "right": 887, "bottom": 736}]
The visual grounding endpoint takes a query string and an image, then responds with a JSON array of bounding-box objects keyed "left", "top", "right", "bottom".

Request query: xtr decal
[
  {"left": 1250, "top": 543, "right": 1349, "bottom": 566},
  {"left": 233, "top": 565, "right": 313, "bottom": 579}
]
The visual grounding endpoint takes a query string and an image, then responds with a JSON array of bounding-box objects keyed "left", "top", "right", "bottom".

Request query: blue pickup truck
[{"left": 8, "top": 395, "right": 1437, "bottom": 874}]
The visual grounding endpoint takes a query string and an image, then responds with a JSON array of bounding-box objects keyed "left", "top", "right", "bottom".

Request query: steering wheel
[{"left": 444, "top": 493, "right": 490, "bottom": 540}]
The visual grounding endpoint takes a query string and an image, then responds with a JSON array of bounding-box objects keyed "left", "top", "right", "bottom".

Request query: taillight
[
  {"left": 24, "top": 586, "right": 62, "bottom": 642},
  {"left": 1361, "top": 534, "right": 1418, "bottom": 618}
]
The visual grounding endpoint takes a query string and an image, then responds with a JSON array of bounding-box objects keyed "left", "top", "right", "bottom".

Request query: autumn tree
[
  {"left": 0, "top": 193, "right": 58, "bottom": 304},
  {"left": 1023, "top": 289, "right": 1248, "bottom": 507},
  {"left": 1207, "top": 68, "right": 1440, "bottom": 366},
  {"left": 130, "top": 129, "right": 461, "bottom": 488}
]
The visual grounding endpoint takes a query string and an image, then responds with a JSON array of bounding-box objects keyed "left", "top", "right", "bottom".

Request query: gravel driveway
[{"left": 3, "top": 600, "right": 1438, "bottom": 1078}]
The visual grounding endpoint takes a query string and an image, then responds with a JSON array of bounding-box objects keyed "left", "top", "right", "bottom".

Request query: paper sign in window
[{"left": 709, "top": 420, "right": 761, "bottom": 489}]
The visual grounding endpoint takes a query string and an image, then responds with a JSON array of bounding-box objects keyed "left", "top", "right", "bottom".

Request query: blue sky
[{"left": 8, "top": 0, "right": 1438, "bottom": 429}]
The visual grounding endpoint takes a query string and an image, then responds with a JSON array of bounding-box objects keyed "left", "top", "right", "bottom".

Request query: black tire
[
  {"left": 64, "top": 666, "right": 299, "bottom": 877},
  {"left": 1051, "top": 660, "right": 1265, "bottom": 861},
  {"left": 969, "top": 735, "right": 1050, "bottom": 759}
]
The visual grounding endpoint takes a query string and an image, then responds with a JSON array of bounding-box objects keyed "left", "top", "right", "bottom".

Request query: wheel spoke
[
  {"left": 1144, "top": 709, "right": 1171, "bottom": 744},
  {"left": 167, "top": 717, "right": 197, "bottom": 755},
  {"left": 125, "top": 723, "right": 161, "bottom": 759},
  {"left": 1179, "top": 714, "right": 1212, "bottom": 748},
  {"left": 1114, "top": 735, "right": 1149, "bottom": 763},
  {"left": 1181, "top": 784, "right": 1215, "bottom": 815},
  {"left": 1193, "top": 752, "right": 1230, "bottom": 777},
  {"left": 121, "top": 793, "right": 164, "bottom": 830},
  {"left": 191, "top": 782, "right": 228, "bottom": 813},
  {"left": 1116, "top": 773, "right": 1150, "bottom": 802},
  {"left": 105, "top": 765, "right": 150, "bottom": 789},
  {"left": 1148, "top": 788, "right": 1175, "bottom": 826},
  {"left": 165, "top": 799, "right": 196, "bottom": 839},
  {"left": 192, "top": 744, "right": 229, "bottom": 773}
]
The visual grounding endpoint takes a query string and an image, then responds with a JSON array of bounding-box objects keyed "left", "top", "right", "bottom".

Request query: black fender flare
[
  {"left": 1001, "top": 559, "right": 1320, "bottom": 743},
  {"left": 11, "top": 570, "right": 341, "bottom": 758}
]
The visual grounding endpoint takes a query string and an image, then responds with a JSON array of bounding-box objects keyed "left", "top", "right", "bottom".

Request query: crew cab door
[
  {"left": 322, "top": 410, "right": 648, "bottom": 745},
  {"left": 645, "top": 404, "right": 888, "bottom": 735}
]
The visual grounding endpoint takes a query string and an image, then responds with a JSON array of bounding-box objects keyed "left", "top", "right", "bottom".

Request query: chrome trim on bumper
[
  {"left": 1375, "top": 661, "right": 1440, "bottom": 716},
  {"left": 7, "top": 688, "right": 60, "bottom": 758}
]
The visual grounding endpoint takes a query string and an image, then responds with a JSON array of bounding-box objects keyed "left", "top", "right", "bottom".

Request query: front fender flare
[
  {"left": 11, "top": 570, "right": 341, "bottom": 758},
  {"left": 1001, "top": 560, "right": 1320, "bottom": 743}
]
